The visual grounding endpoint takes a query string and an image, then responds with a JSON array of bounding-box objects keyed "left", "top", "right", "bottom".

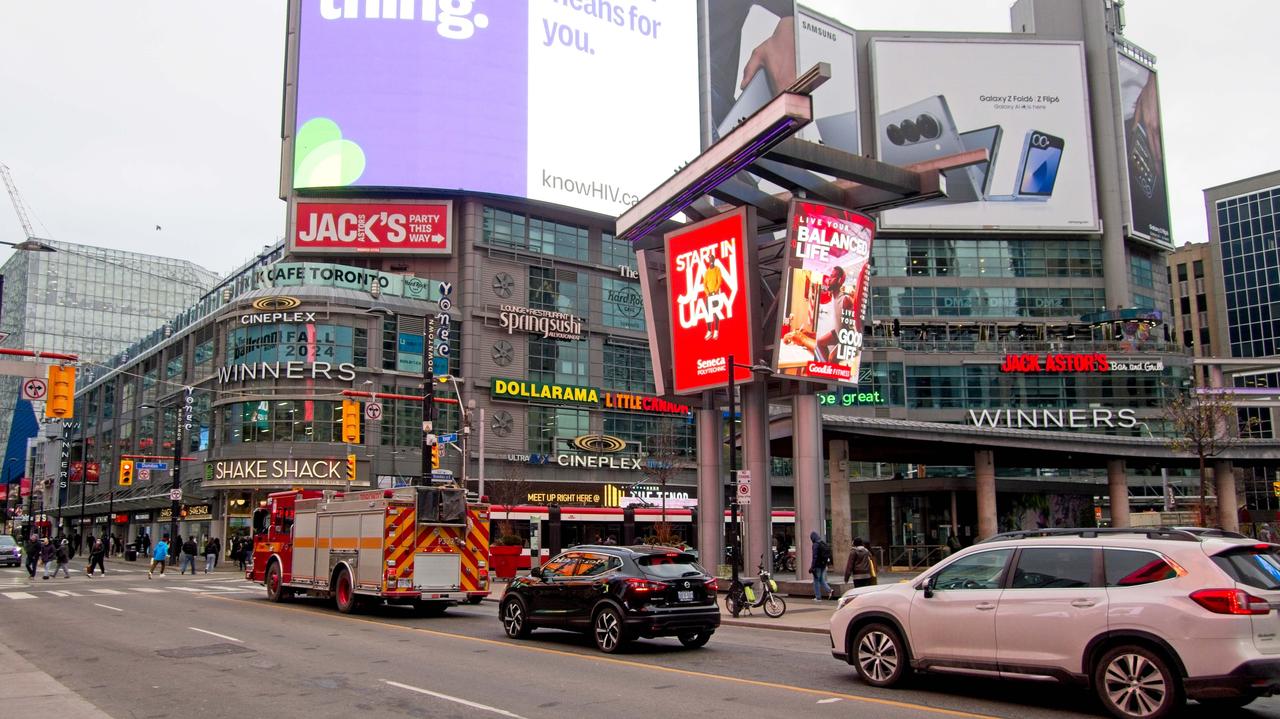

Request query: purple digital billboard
[{"left": 290, "top": 1, "right": 699, "bottom": 216}]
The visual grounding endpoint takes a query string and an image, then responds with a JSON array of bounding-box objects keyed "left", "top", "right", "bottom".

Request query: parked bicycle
[
  {"left": 772, "top": 548, "right": 795, "bottom": 573},
  {"left": 724, "top": 557, "right": 786, "bottom": 618}
]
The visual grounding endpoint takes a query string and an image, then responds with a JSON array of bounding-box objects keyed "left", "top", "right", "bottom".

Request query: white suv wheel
[
  {"left": 1095, "top": 646, "right": 1181, "bottom": 719},
  {"left": 853, "top": 623, "right": 907, "bottom": 687}
]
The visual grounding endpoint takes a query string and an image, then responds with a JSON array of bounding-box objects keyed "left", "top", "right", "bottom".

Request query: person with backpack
[
  {"left": 24, "top": 534, "right": 40, "bottom": 579},
  {"left": 844, "top": 536, "right": 876, "bottom": 588},
  {"left": 809, "top": 530, "right": 834, "bottom": 600},
  {"left": 46, "top": 537, "right": 70, "bottom": 579},
  {"left": 148, "top": 534, "right": 170, "bottom": 579},
  {"left": 180, "top": 536, "right": 199, "bottom": 575},
  {"left": 203, "top": 536, "right": 218, "bottom": 574},
  {"left": 86, "top": 535, "right": 107, "bottom": 577}
]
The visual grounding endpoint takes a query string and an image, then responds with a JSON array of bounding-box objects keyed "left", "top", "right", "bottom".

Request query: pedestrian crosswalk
[{"left": 0, "top": 581, "right": 260, "bottom": 601}]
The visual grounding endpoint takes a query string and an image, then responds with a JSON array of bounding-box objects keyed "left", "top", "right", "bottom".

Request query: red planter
[{"left": 490, "top": 544, "right": 523, "bottom": 579}]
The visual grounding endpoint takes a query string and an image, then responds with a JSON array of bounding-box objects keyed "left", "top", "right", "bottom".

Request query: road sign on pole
[
  {"left": 20, "top": 377, "right": 47, "bottom": 401},
  {"left": 364, "top": 401, "right": 383, "bottom": 421},
  {"left": 735, "top": 469, "right": 751, "bottom": 485},
  {"left": 168, "top": 488, "right": 182, "bottom": 501},
  {"left": 438, "top": 432, "right": 458, "bottom": 444},
  {"left": 737, "top": 481, "right": 752, "bottom": 504},
  {"left": 138, "top": 468, "right": 151, "bottom": 482},
  {"left": 136, "top": 462, "right": 168, "bottom": 470}
]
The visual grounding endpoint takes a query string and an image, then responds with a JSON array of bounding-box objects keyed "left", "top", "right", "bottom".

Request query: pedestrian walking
[
  {"left": 843, "top": 537, "right": 877, "bottom": 588},
  {"left": 180, "top": 536, "right": 199, "bottom": 575},
  {"left": 170, "top": 534, "right": 182, "bottom": 566},
  {"left": 211, "top": 536, "right": 221, "bottom": 568},
  {"left": 86, "top": 535, "right": 107, "bottom": 577},
  {"left": 234, "top": 537, "right": 249, "bottom": 571},
  {"left": 24, "top": 534, "right": 39, "bottom": 578},
  {"left": 809, "top": 530, "right": 834, "bottom": 600},
  {"left": 39, "top": 537, "right": 55, "bottom": 579},
  {"left": 71, "top": 530, "right": 81, "bottom": 558},
  {"left": 148, "top": 534, "right": 170, "bottom": 579},
  {"left": 141, "top": 531, "right": 151, "bottom": 556},
  {"left": 203, "top": 536, "right": 217, "bottom": 574},
  {"left": 46, "top": 537, "right": 71, "bottom": 579}
]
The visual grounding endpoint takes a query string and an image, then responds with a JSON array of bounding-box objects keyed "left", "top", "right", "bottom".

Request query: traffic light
[
  {"left": 118, "top": 459, "right": 134, "bottom": 487},
  {"left": 341, "top": 400, "right": 361, "bottom": 443},
  {"left": 45, "top": 365, "right": 76, "bottom": 418},
  {"left": 346, "top": 453, "right": 356, "bottom": 482},
  {"left": 431, "top": 443, "right": 441, "bottom": 470}
]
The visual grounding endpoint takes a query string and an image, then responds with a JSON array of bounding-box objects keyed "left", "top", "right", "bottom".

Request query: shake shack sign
[{"left": 205, "top": 458, "right": 347, "bottom": 486}]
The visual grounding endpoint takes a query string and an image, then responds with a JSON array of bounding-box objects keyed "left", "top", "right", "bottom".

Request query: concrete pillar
[
  {"left": 1215, "top": 459, "right": 1239, "bottom": 533},
  {"left": 829, "top": 439, "right": 851, "bottom": 573},
  {"left": 975, "top": 449, "right": 997, "bottom": 540},
  {"left": 793, "top": 394, "right": 823, "bottom": 577},
  {"left": 696, "top": 400, "right": 724, "bottom": 571},
  {"left": 1107, "top": 459, "right": 1130, "bottom": 528},
  {"left": 742, "top": 381, "right": 771, "bottom": 573}
]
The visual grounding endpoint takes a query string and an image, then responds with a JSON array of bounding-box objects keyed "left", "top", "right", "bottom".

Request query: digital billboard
[
  {"left": 700, "top": 2, "right": 857, "bottom": 154},
  {"left": 290, "top": 199, "right": 453, "bottom": 255},
  {"left": 870, "top": 39, "right": 1099, "bottom": 232},
  {"left": 290, "top": 0, "right": 698, "bottom": 216},
  {"left": 1117, "top": 52, "right": 1171, "bottom": 245},
  {"left": 772, "top": 200, "right": 874, "bottom": 384},
  {"left": 664, "top": 207, "right": 756, "bottom": 395}
]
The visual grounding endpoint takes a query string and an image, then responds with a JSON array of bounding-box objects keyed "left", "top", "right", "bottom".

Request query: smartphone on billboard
[
  {"left": 1129, "top": 122, "right": 1156, "bottom": 199},
  {"left": 959, "top": 125, "right": 1003, "bottom": 197},
  {"left": 715, "top": 69, "right": 773, "bottom": 142},
  {"left": 988, "top": 130, "right": 1064, "bottom": 202},
  {"left": 877, "top": 96, "right": 979, "bottom": 202}
]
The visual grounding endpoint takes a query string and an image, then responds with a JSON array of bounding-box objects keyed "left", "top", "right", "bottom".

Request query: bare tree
[
  {"left": 640, "top": 419, "right": 687, "bottom": 546},
  {"left": 1163, "top": 388, "right": 1254, "bottom": 527},
  {"left": 487, "top": 462, "right": 533, "bottom": 544}
]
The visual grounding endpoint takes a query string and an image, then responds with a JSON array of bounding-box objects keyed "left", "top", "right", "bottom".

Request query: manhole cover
[{"left": 156, "top": 643, "right": 253, "bottom": 659}]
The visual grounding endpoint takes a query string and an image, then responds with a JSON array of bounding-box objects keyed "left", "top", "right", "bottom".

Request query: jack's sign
[{"left": 291, "top": 199, "right": 453, "bottom": 255}]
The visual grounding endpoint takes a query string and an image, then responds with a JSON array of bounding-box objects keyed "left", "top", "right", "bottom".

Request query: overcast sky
[{"left": 0, "top": 1, "right": 1275, "bottom": 275}]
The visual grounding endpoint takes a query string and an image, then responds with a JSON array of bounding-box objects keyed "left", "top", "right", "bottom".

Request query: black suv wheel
[{"left": 593, "top": 605, "right": 627, "bottom": 654}]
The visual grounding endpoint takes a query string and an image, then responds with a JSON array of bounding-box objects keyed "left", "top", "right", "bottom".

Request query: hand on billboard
[
  {"left": 741, "top": 16, "right": 796, "bottom": 94},
  {"left": 1135, "top": 77, "right": 1162, "bottom": 169}
]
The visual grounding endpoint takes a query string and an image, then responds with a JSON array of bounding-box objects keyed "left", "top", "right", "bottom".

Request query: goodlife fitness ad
[
  {"left": 773, "top": 201, "right": 874, "bottom": 384},
  {"left": 664, "top": 207, "right": 754, "bottom": 395},
  {"left": 291, "top": 0, "right": 698, "bottom": 216},
  {"left": 290, "top": 199, "right": 453, "bottom": 255}
]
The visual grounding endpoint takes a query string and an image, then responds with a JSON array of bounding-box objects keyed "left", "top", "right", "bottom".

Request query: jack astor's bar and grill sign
[{"left": 491, "top": 378, "right": 691, "bottom": 416}]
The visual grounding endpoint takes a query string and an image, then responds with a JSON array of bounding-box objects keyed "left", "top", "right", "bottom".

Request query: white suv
[{"left": 829, "top": 528, "right": 1280, "bottom": 719}]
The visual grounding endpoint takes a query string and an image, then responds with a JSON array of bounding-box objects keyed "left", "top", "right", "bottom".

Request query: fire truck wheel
[
  {"left": 334, "top": 567, "right": 359, "bottom": 614},
  {"left": 414, "top": 601, "right": 448, "bottom": 617},
  {"left": 265, "top": 562, "right": 288, "bottom": 603},
  {"left": 466, "top": 595, "right": 484, "bottom": 605},
  {"left": 501, "top": 597, "right": 531, "bottom": 638}
]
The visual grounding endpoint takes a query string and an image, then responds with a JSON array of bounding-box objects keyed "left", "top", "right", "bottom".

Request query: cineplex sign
[{"left": 490, "top": 379, "right": 691, "bottom": 416}]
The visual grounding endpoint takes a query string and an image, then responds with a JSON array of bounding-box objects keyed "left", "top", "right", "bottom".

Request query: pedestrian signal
[
  {"left": 45, "top": 365, "right": 76, "bottom": 418},
  {"left": 341, "top": 400, "right": 361, "bottom": 443},
  {"left": 119, "top": 459, "right": 135, "bottom": 487},
  {"left": 346, "top": 453, "right": 356, "bottom": 482}
]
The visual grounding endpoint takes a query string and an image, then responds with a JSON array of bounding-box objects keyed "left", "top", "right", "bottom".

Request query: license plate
[{"left": 677, "top": 590, "right": 694, "bottom": 602}]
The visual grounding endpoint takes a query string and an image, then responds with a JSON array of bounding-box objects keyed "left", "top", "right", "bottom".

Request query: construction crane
[{"left": 0, "top": 162, "right": 56, "bottom": 252}]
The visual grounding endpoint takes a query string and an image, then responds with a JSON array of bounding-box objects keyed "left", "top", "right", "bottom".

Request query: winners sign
[
  {"left": 772, "top": 201, "right": 875, "bottom": 384},
  {"left": 664, "top": 207, "right": 755, "bottom": 395}
]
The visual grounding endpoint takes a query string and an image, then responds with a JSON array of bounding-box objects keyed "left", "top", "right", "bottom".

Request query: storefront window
[
  {"left": 603, "top": 344, "right": 654, "bottom": 393},
  {"left": 601, "top": 232, "right": 636, "bottom": 270},
  {"left": 528, "top": 337, "right": 589, "bottom": 386},
  {"left": 602, "top": 278, "right": 644, "bottom": 331},
  {"left": 165, "top": 345, "right": 184, "bottom": 382},
  {"left": 380, "top": 385, "right": 422, "bottom": 448},
  {"left": 102, "top": 381, "right": 115, "bottom": 420},
  {"left": 222, "top": 400, "right": 342, "bottom": 444},
  {"left": 225, "top": 323, "right": 359, "bottom": 365},
  {"left": 527, "top": 407, "right": 589, "bottom": 455},
  {"left": 603, "top": 413, "right": 693, "bottom": 458},
  {"left": 483, "top": 206, "right": 590, "bottom": 261},
  {"left": 193, "top": 326, "right": 215, "bottom": 372},
  {"left": 529, "top": 266, "right": 587, "bottom": 315}
]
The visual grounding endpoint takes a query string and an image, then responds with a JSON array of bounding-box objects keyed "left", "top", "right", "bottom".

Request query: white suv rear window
[
  {"left": 1104, "top": 549, "right": 1180, "bottom": 587},
  {"left": 1213, "top": 549, "right": 1280, "bottom": 590}
]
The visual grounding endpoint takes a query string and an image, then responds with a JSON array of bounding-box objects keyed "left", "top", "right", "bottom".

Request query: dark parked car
[
  {"left": 500, "top": 545, "right": 720, "bottom": 653},
  {"left": 0, "top": 535, "right": 20, "bottom": 567}
]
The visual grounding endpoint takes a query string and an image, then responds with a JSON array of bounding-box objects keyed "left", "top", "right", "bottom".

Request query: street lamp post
[
  {"left": 724, "top": 354, "right": 772, "bottom": 586},
  {"left": 170, "top": 388, "right": 195, "bottom": 556}
]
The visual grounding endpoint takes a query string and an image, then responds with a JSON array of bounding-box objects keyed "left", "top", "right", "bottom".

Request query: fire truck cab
[{"left": 249, "top": 485, "right": 490, "bottom": 614}]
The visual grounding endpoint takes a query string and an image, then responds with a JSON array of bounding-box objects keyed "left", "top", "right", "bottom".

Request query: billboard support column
[
  {"left": 828, "top": 439, "right": 851, "bottom": 575},
  {"left": 792, "top": 392, "right": 823, "bottom": 580},
  {"left": 743, "top": 381, "right": 771, "bottom": 573},
  {"left": 975, "top": 449, "right": 997, "bottom": 541},
  {"left": 696, "top": 398, "right": 723, "bottom": 573}
]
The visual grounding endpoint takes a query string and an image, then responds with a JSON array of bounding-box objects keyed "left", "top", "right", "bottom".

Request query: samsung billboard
[
  {"left": 287, "top": 0, "right": 699, "bottom": 216},
  {"left": 870, "top": 39, "right": 1100, "bottom": 233},
  {"left": 1117, "top": 51, "right": 1171, "bottom": 245}
]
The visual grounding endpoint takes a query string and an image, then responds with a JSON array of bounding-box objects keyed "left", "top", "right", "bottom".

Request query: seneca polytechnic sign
[
  {"left": 664, "top": 207, "right": 755, "bottom": 395},
  {"left": 773, "top": 201, "right": 875, "bottom": 384},
  {"left": 290, "top": 199, "right": 453, "bottom": 255}
]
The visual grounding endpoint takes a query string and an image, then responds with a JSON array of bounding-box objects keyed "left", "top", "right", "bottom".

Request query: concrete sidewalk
[
  {"left": 0, "top": 639, "right": 112, "bottom": 718},
  {"left": 101, "top": 554, "right": 245, "bottom": 575}
]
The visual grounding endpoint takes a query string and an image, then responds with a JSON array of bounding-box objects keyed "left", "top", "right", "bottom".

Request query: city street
[{"left": 0, "top": 564, "right": 1276, "bottom": 719}]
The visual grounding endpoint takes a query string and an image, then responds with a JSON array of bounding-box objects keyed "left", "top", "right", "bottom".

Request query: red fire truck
[{"left": 248, "top": 485, "right": 490, "bottom": 613}]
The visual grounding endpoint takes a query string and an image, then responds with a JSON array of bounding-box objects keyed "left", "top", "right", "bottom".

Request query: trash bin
[{"left": 125, "top": 548, "right": 138, "bottom": 562}]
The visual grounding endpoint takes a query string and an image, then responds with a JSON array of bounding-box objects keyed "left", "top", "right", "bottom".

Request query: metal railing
[{"left": 887, "top": 544, "right": 949, "bottom": 571}]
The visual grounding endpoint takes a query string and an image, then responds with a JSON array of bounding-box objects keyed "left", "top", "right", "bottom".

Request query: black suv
[{"left": 500, "top": 545, "right": 720, "bottom": 653}]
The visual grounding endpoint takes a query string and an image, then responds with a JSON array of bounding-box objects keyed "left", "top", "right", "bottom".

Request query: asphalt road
[{"left": 0, "top": 565, "right": 1277, "bottom": 719}]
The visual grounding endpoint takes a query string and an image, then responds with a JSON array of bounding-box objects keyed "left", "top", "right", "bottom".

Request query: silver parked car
[{"left": 829, "top": 528, "right": 1280, "bottom": 719}]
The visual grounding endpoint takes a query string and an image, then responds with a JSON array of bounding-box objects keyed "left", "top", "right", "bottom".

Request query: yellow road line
[{"left": 205, "top": 593, "right": 996, "bottom": 719}]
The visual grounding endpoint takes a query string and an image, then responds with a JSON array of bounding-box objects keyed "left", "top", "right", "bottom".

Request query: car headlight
[{"left": 836, "top": 593, "right": 858, "bottom": 611}]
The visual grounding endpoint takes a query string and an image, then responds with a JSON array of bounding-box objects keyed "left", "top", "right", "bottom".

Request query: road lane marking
[
  {"left": 88, "top": 589, "right": 124, "bottom": 595},
  {"left": 94, "top": 603, "right": 122, "bottom": 612},
  {"left": 383, "top": 680, "right": 526, "bottom": 719},
  {"left": 189, "top": 627, "right": 242, "bottom": 643},
  {"left": 205, "top": 594, "right": 996, "bottom": 719},
  {"left": 47, "top": 590, "right": 75, "bottom": 597},
  {"left": 3, "top": 592, "right": 37, "bottom": 599},
  {"left": 168, "top": 586, "right": 205, "bottom": 592},
  {"left": 818, "top": 698, "right": 842, "bottom": 704},
  {"left": 131, "top": 587, "right": 167, "bottom": 593}
]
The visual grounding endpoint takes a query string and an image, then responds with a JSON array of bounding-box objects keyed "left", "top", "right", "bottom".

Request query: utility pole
[
  {"left": 170, "top": 387, "right": 194, "bottom": 552},
  {"left": 420, "top": 316, "right": 435, "bottom": 486}
]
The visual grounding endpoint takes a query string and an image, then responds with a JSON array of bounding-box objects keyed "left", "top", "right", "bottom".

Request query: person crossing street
[
  {"left": 85, "top": 535, "right": 107, "bottom": 577},
  {"left": 147, "top": 534, "right": 170, "bottom": 579},
  {"left": 180, "top": 536, "right": 199, "bottom": 575}
]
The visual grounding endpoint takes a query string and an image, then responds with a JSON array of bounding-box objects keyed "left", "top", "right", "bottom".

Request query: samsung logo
[{"left": 802, "top": 20, "right": 835, "bottom": 42}]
